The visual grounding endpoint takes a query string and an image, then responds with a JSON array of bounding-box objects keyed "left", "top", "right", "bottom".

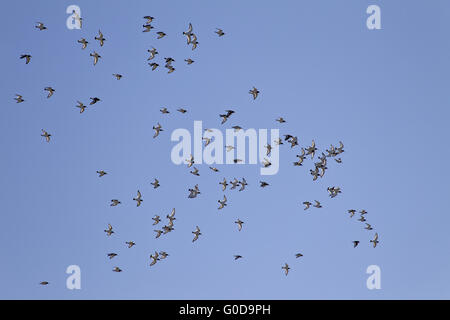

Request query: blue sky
[{"left": 1, "top": 0, "right": 450, "bottom": 299}]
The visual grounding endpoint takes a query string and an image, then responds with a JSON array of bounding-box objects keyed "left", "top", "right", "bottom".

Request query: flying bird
[
  {"left": 94, "top": 30, "right": 105, "bottom": 46},
  {"left": 147, "top": 47, "right": 158, "bottom": 60},
  {"left": 219, "top": 178, "right": 228, "bottom": 191},
  {"left": 235, "top": 219, "right": 244, "bottom": 231},
  {"left": 260, "top": 181, "right": 269, "bottom": 188},
  {"left": 156, "top": 31, "right": 166, "bottom": 39},
  {"left": 104, "top": 224, "right": 114, "bottom": 236},
  {"left": 110, "top": 199, "right": 121, "bottom": 207},
  {"left": 153, "top": 123, "right": 163, "bottom": 138},
  {"left": 218, "top": 195, "right": 227, "bottom": 209},
  {"left": 249, "top": 87, "right": 259, "bottom": 100},
  {"left": 282, "top": 263, "right": 290, "bottom": 276},
  {"left": 152, "top": 215, "right": 161, "bottom": 225},
  {"left": 303, "top": 201, "right": 312, "bottom": 210},
  {"left": 125, "top": 241, "right": 136, "bottom": 248},
  {"left": 89, "top": 97, "right": 101, "bottom": 105},
  {"left": 107, "top": 253, "right": 117, "bottom": 259},
  {"left": 96, "top": 170, "right": 107, "bottom": 177},
  {"left": 142, "top": 24, "right": 154, "bottom": 32},
  {"left": 35, "top": 22, "right": 47, "bottom": 31},
  {"left": 41, "top": 129, "right": 51, "bottom": 142},
  {"left": 188, "top": 184, "right": 201, "bottom": 198},
  {"left": 370, "top": 233, "right": 379, "bottom": 248},
  {"left": 151, "top": 178, "right": 160, "bottom": 189},
  {"left": 20, "top": 54, "right": 31, "bottom": 64},
  {"left": 133, "top": 190, "right": 143, "bottom": 207},
  {"left": 90, "top": 52, "right": 101, "bottom": 65},
  {"left": 44, "top": 87, "right": 55, "bottom": 98},
  {"left": 77, "top": 38, "right": 88, "bottom": 49},
  {"left": 353, "top": 241, "right": 360, "bottom": 248},
  {"left": 215, "top": 28, "right": 225, "bottom": 36},
  {"left": 149, "top": 62, "right": 159, "bottom": 70},
  {"left": 112, "top": 73, "right": 122, "bottom": 80},
  {"left": 15, "top": 94, "right": 24, "bottom": 103},
  {"left": 76, "top": 101, "right": 86, "bottom": 113},
  {"left": 192, "top": 226, "right": 201, "bottom": 242}
]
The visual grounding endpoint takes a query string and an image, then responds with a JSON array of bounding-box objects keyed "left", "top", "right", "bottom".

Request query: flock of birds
[{"left": 18, "top": 15, "right": 379, "bottom": 287}]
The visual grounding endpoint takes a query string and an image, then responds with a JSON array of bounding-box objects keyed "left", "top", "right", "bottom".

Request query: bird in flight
[
  {"left": 157, "top": 31, "right": 166, "bottom": 39},
  {"left": 76, "top": 101, "right": 86, "bottom": 114},
  {"left": 41, "top": 129, "right": 51, "bottom": 142},
  {"left": 235, "top": 219, "right": 244, "bottom": 231},
  {"left": 44, "top": 87, "right": 55, "bottom": 98},
  {"left": 313, "top": 200, "right": 322, "bottom": 208},
  {"left": 249, "top": 87, "right": 259, "bottom": 100},
  {"left": 353, "top": 241, "right": 360, "bottom": 248},
  {"left": 150, "top": 252, "right": 159, "bottom": 266},
  {"left": 147, "top": 47, "right": 158, "bottom": 60},
  {"left": 218, "top": 195, "right": 227, "bottom": 209},
  {"left": 149, "top": 62, "right": 159, "bottom": 70},
  {"left": 110, "top": 199, "right": 121, "bottom": 207},
  {"left": 90, "top": 52, "right": 101, "bottom": 65},
  {"left": 96, "top": 170, "right": 107, "bottom": 177},
  {"left": 112, "top": 267, "right": 122, "bottom": 272},
  {"left": 177, "top": 108, "right": 187, "bottom": 113},
  {"left": 190, "top": 167, "right": 200, "bottom": 176},
  {"left": 234, "top": 255, "right": 243, "bottom": 260},
  {"left": 104, "top": 224, "right": 114, "bottom": 236},
  {"left": 219, "top": 178, "right": 228, "bottom": 191},
  {"left": 77, "top": 38, "right": 88, "bottom": 49},
  {"left": 35, "top": 22, "right": 47, "bottom": 31},
  {"left": 154, "top": 229, "right": 162, "bottom": 239},
  {"left": 186, "top": 154, "right": 194, "bottom": 168},
  {"left": 348, "top": 209, "right": 356, "bottom": 218},
  {"left": 303, "top": 201, "right": 312, "bottom": 210},
  {"left": 260, "top": 181, "right": 269, "bottom": 188},
  {"left": 185, "top": 58, "right": 194, "bottom": 65},
  {"left": 276, "top": 117, "right": 286, "bottom": 123},
  {"left": 239, "top": 178, "right": 248, "bottom": 191},
  {"left": 153, "top": 123, "right": 163, "bottom": 138},
  {"left": 143, "top": 24, "right": 153, "bottom": 32},
  {"left": 370, "top": 233, "right": 379, "bottom": 248},
  {"left": 192, "top": 226, "right": 201, "bottom": 242},
  {"left": 215, "top": 28, "right": 225, "bottom": 36},
  {"left": 112, "top": 73, "right": 122, "bottom": 80},
  {"left": 107, "top": 253, "right": 117, "bottom": 259},
  {"left": 143, "top": 16, "right": 155, "bottom": 24},
  {"left": 282, "top": 263, "right": 290, "bottom": 276},
  {"left": 152, "top": 215, "right": 161, "bottom": 225},
  {"left": 20, "top": 54, "right": 31, "bottom": 64},
  {"left": 125, "top": 241, "right": 136, "bottom": 248},
  {"left": 40, "top": 281, "right": 49, "bottom": 286},
  {"left": 133, "top": 190, "right": 143, "bottom": 207},
  {"left": 94, "top": 30, "right": 106, "bottom": 46},
  {"left": 90, "top": 97, "right": 101, "bottom": 105},
  {"left": 15, "top": 94, "right": 24, "bottom": 103},
  {"left": 295, "top": 253, "right": 303, "bottom": 258},
  {"left": 230, "top": 178, "right": 240, "bottom": 190},
  {"left": 151, "top": 178, "right": 160, "bottom": 189},
  {"left": 188, "top": 184, "right": 201, "bottom": 198}
]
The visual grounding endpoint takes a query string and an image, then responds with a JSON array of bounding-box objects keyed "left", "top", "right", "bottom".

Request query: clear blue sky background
[{"left": 1, "top": 0, "right": 449, "bottom": 299}]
